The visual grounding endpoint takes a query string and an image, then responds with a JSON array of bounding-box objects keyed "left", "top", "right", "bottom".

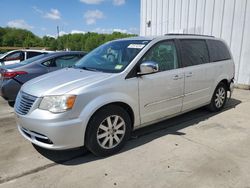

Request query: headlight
[{"left": 39, "top": 95, "right": 76, "bottom": 113}]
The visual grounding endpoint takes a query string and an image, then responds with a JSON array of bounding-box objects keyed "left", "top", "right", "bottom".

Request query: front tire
[
  {"left": 85, "top": 105, "right": 132, "bottom": 157},
  {"left": 208, "top": 82, "right": 227, "bottom": 112}
]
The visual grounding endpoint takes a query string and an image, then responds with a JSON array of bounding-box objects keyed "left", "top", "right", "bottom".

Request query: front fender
[{"left": 79, "top": 92, "right": 140, "bottom": 130}]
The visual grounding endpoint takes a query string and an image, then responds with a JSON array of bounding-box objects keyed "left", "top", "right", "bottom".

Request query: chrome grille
[{"left": 15, "top": 92, "right": 37, "bottom": 115}]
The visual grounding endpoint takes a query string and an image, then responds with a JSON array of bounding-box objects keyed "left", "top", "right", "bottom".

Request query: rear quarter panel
[
  {"left": 211, "top": 59, "right": 234, "bottom": 97},
  {"left": 14, "top": 64, "right": 48, "bottom": 84}
]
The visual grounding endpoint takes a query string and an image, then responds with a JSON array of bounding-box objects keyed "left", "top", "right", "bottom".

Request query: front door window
[{"left": 141, "top": 41, "right": 179, "bottom": 72}]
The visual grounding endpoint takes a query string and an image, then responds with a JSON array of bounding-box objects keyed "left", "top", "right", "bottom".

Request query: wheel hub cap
[
  {"left": 97, "top": 115, "right": 126, "bottom": 149},
  {"left": 215, "top": 87, "right": 226, "bottom": 108}
]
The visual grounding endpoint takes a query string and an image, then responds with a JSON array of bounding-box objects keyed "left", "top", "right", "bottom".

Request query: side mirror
[{"left": 138, "top": 61, "right": 159, "bottom": 75}]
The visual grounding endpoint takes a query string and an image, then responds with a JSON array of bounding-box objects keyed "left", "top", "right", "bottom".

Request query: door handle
[
  {"left": 173, "top": 75, "right": 182, "bottom": 80},
  {"left": 186, "top": 72, "right": 193, "bottom": 77}
]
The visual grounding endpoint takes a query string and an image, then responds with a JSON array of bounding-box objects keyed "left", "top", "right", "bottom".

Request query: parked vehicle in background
[
  {"left": 15, "top": 35, "right": 234, "bottom": 157},
  {"left": 0, "top": 49, "right": 53, "bottom": 66},
  {"left": 0, "top": 51, "right": 86, "bottom": 106}
]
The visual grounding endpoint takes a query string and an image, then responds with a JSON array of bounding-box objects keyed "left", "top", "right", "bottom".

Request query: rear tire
[
  {"left": 85, "top": 105, "right": 132, "bottom": 157},
  {"left": 208, "top": 82, "right": 227, "bottom": 112}
]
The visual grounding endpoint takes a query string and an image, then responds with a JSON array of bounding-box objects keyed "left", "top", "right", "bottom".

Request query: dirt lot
[{"left": 0, "top": 89, "right": 250, "bottom": 188}]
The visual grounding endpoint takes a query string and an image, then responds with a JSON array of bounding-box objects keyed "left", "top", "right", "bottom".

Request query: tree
[{"left": 0, "top": 27, "right": 137, "bottom": 52}]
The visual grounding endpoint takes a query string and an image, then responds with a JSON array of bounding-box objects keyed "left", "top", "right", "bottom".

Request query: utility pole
[{"left": 57, "top": 26, "right": 59, "bottom": 38}]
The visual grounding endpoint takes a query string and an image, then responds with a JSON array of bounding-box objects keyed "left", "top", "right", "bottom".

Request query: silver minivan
[{"left": 15, "top": 34, "right": 234, "bottom": 156}]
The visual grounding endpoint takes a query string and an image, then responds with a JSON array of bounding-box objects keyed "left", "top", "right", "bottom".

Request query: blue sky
[{"left": 0, "top": 0, "right": 140, "bottom": 37}]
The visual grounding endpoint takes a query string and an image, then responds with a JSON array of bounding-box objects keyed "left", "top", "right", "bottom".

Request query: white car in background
[{"left": 0, "top": 49, "right": 53, "bottom": 66}]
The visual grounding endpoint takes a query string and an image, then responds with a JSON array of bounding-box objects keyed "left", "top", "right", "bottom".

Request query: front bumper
[{"left": 16, "top": 110, "right": 86, "bottom": 150}]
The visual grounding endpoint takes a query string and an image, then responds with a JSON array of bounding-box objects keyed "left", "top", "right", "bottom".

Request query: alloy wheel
[
  {"left": 96, "top": 115, "right": 126, "bottom": 149},
  {"left": 215, "top": 87, "right": 226, "bottom": 108}
]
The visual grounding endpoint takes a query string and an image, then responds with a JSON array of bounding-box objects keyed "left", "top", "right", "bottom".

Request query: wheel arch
[
  {"left": 78, "top": 91, "right": 139, "bottom": 147},
  {"left": 209, "top": 75, "right": 231, "bottom": 103},
  {"left": 208, "top": 78, "right": 229, "bottom": 112},
  {"left": 89, "top": 102, "right": 135, "bottom": 128},
  {"left": 213, "top": 74, "right": 231, "bottom": 93},
  {"left": 83, "top": 101, "right": 135, "bottom": 144},
  {"left": 219, "top": 79, "right": 230, "bottom": 91}
]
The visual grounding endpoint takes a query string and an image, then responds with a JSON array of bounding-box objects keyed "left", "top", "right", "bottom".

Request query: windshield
[
  {"left": 75, "top": 40, "right": 150, "bottom": 73},
  {"left": 19, "top": 54, "right": 47, "bottom": 65}
]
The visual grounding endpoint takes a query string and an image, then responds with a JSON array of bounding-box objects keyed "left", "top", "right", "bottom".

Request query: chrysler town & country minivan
[{"left": 14, "top": 34, "right": 234, "bottom": 156}]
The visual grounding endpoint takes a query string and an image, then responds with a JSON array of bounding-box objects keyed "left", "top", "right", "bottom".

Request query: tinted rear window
[
  {"left": 180, "top": 39, "right": 209, "bottom": 67},
  {"left": 207, "top": 40, "right": 231, "bottom": 62},
  {"left": 27, "top": 51, "right": 44, "bottom": 59},
  {"left": 55, "top": 55, "right": 82, "bottom": 68}
]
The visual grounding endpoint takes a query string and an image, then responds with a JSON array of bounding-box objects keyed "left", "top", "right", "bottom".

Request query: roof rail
[{"left": 164, "top": 33, "right": 215, "bottom": 37}]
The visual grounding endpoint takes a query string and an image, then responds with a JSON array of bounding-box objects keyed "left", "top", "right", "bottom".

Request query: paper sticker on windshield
[
  {"left": 115, "top": 65, "right": 123, "bottom": 70},
  {"left": 128, "top": 44, "right": 145, "bottom": 49}
]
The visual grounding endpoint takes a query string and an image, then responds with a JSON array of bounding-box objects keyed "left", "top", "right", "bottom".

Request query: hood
[{"left": 21, "top": 68, "right": 112, "bottom": 97}]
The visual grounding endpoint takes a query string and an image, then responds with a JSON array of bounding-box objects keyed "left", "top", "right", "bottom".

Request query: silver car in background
[{"left": 15, "top": 34, "right": 234, "bottom": 156}]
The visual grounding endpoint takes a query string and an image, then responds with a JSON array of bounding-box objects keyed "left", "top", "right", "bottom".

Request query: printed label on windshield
[
  {"left": 127, "top": 44, "right": 145, "bottom": 49},
  {"left": 115, "top": 65, "right": 123, "bottom": 70}
]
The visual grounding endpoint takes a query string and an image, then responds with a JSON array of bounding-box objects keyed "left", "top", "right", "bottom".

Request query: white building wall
[{"left": 140, "top": 0, "right": 250, "bottom": 86}]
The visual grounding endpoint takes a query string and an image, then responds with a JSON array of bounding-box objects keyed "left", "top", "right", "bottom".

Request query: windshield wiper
[{"left": 80, "top": 66, "right": 101, "bottom": 72}]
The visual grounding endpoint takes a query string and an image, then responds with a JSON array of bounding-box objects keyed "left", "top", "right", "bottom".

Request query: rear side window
[
  {"left": 180, "top": 39, "right": 209, "bottom": 67},
  {"left": 42, "top": 59, "right": 54, "bottom": 67},
  {"left": 27, "top": 51, "right": 44, "bottom": 59},
  {"left": 55, "top": 55, "right": 81, "bottom": 68},
  {"left": 207, "top": 40, "right": 231, "bottom": 62}
]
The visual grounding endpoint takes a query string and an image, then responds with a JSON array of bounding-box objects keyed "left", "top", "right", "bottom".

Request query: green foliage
[
  {"left": 56, "top": 31, "right": 136, "bottom": 52},
  {"left": 0, "top": 27, "right": 137, "bottom": 52},
  {"left": 0, "top": 27, "right": 43, "bottom": 47}
]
